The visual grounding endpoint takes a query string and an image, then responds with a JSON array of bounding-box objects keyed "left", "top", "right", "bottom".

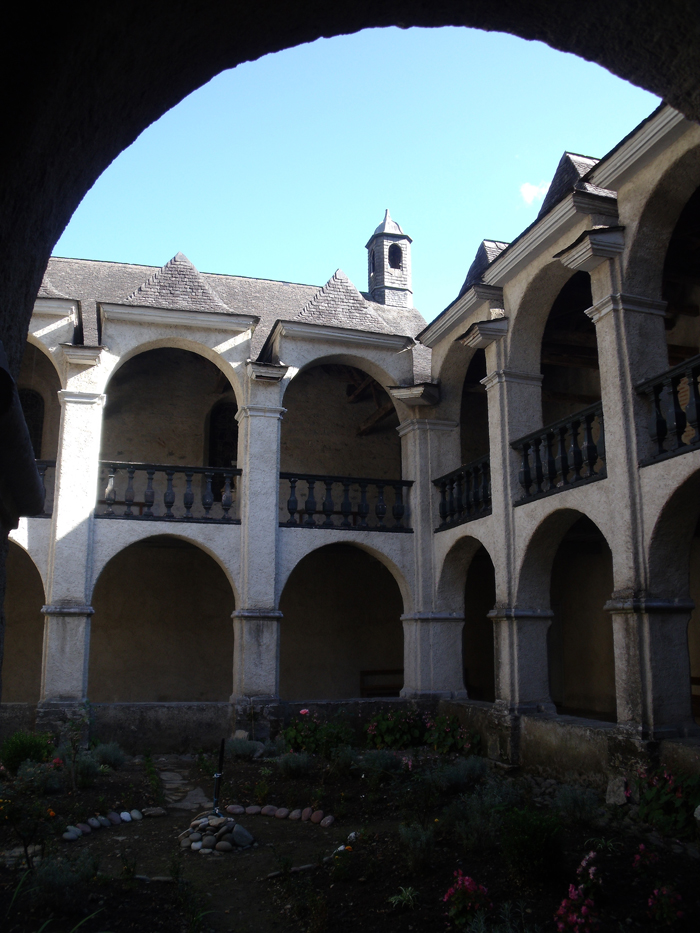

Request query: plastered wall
[
  {"left": 89, "top": 537, "right": 235, "bottom": 702},
  {"left": 548, "top": 522, "right": 616, "bottom": 718},
  {"left": 1, "top": 543, "right": 45, "bottom": 702},
  {"left": 279, "top": 543, "right": 403, "bottom": 700}
]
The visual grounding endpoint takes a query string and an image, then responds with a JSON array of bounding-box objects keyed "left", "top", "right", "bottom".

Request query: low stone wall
[
  {"left": 0, "top": 703, "right": 37, "bottom": 740},
  {"left": 90, "top": 702, "right": 233, "bottom": 754}
]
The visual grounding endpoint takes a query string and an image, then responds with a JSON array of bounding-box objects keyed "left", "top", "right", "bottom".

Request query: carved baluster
[
  {"left": 545, "top": 431, "right": 558, "bottom": 490},
  {"left": 518, "top": 442, "right": 533, "bottom": 498},
  {"left": 183, "top": 470, "right": 194, "bottom": 519},
  {"left": 648, "top": 385, "right": 668, "bottom": 457},
  {"left": 143, "top": 468, "right": 155, "bottom": 517},
  {"left": 202, "top": 471, "right": 214, "bottom": 518},
  {"left": 322, "top": 479, "right": 335, "bottom": 527},
  {"left": 482, "top": 461, "right": 491, "bottom": 511},
  {"left": 37, "top": 462, "right": 48, "bottom": 515},
  {"left": 104, "top": 464, "right": 117, "bottom": 516},
  {"left": 340, "top": 480, "right": 352, "bottom": 527},
  {"left": 375, "top": 483, "right": 387, "bottom": 529},
  {"left": 392, "top": 483, "right": 405, "bottom": 529},
  {"left": 358, "top": 481, "right": 370, "bottom": 528},
  {"left": 582, "top": 413, "right": 598, "bottom": 476},
  {"left": 471, "top": 466, "right": 482, "bottom": 514},
  {"left": 596, "top": 408, "right": 606, "bottom": 467},
  {"left": 124, "top": 465, "right": 135, "bottom": 517},
  {"left": 568, "top": 418, "right": 583, "bottom": 481},
  {"left": 462, "top": 468, "right": 472, "bottom": 516},
  {"left": 557, "top": 425, "right": 570, "bottom": 485},
  {"left": 221, "top": 472, "right": 233, "bottom": 521},
  {"left": 453, "top": 472, "right": 464, "bottom": 520},
  {"left": 662, "top": 375, "right": 686, "bottom": 450},
  {"left": 303, "top": 479, "right": 317, "bottom": 526},
  {"left": 685, "top": 365, "right": 700, "bottom": 445},
  {"left": 286, "top": 476, "right": 298, "bottom": 525},
  {"left": 532, "top": 435, "right": 544, "bottom": 494},
  {"left": 164, "top": 469, "right": 175, "bottom": 518},
  {"left": 437, "top": 480, "right": 448, "bottom": 528}
]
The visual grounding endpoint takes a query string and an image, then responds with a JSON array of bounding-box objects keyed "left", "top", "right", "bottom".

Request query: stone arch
[
  {"left": 106, "top": 336, "right": 243, "bottom": 405},
  {"left": 280, "top": 358, "right": 402, "bottom": 481},
  {"left": 282, "top": 352, "right": 400, "bottom": 405},
  {"left": 278, "top": 541, "right": 405, "bottom": 700},
  {"left": 437, "top": 533, "right": 496, "bottom": 701},
  {"left": 433, "top": 339, "right": 476, "bottom": 423},
  {"left": 1, "top": 541, "right": 46, "bottom": 703},
  {"left": 17, "top": 339, "right": 62, "bottom": 460},
  {"left": 23, "top": 335, "right": 64, "bottom": 389},
  {"left": 89, "top": 533, "right": 236, "bottom": 702},
  {"left": 624, "top": 143, "right": 700, "bottom": 302},
  {"left": 647, "top": 467, "right": 700, "bottom": 600},
  {"left": 507, "top": 261, "right": 581, "bottom": 374}
]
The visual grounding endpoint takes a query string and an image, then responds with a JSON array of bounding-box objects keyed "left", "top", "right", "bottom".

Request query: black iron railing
[
  {"left": 511, "top": 402, "right": 606, "bottom": 503},
  {"left": 95, "top": 461, "right": 242, "bottom": 523},
  {"left": 637, "top": 353, "right": 700, "bottom": 465},
  {"left": 35, "top": 459, "right": 56, "bottom": 517},
  {"left": 434, "top": 456, "right": 491, "bottom": 531},
  {"left": 279, "top": 472, "right": 413, "bottom": 532}
]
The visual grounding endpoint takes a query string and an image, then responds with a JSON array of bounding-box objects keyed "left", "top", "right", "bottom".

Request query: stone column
[
  {"left": 40, "top": 389, "right": 105, "bottom": 706},
  {"left": 489, "top": 608, "right": 555, "bottom": 712},
  {"left": 397, "top": 417, "right": 466, "bottom": 697},
  {"left": 401, "top": 613, "right": 467, "bottom": 699},
  {"left": 232, "top": 399, "right": 285, "bottom": 701},
  {"left": 607, "top": 595, "right": 696, "bottom": 736}
]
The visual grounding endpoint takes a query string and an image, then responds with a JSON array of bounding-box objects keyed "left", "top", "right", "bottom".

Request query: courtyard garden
[{"left": 1, "top": 706, "right": 699, "bottom": 932}]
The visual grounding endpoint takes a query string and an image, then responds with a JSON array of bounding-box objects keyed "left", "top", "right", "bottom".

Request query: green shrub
[
  {"left": 365, "top": 708, "right": 424, "bottom": 750},
  {"left": 636, "top": 768, "right": 700, "bottom": 838},
  {"left": 16, "top": 760, "right": 64, "bottom": 796},
  {"left": 261, "top": 736, "right": 287, "bottom": 758},
  {"left": 225, "top": 738, "right": 260, "bottom": 761},
  {"left": 501, "top": 808, "right": 562, "bottom": 882},
  {"left": 93, "top": 741, "right": 126, "bottom": 770},
  {"left": 75, "top": 753, "right": 99, "bottom": 789},
  {"left": 423, "top": 713, "right": 482, "bottom": 756},
  {"left": 399, "top": 822, "right": 434, "bottom": 871},
  {"left": 438, "top": 756, "right": 489, "bottom": 794},
  {"left": 553, "top": 784, "right": 599, "bottom": 826},
  {"left": 445, "top": 781, "right": 522, "bottom": 850},
  {"left": 328, "top": 744, "right": 357, "bottom": 779},
  {"left": 277, "top": 751, "right": 312, "bottom": 778},
  {"left": 0, "top": 731, "right": 54, "bottom": 775},
  {"left": 32, "top": 851, "right": 98, "bottom": 908},
  {"left": 283, "top": 711, "right": 354, "bottom": 757}
]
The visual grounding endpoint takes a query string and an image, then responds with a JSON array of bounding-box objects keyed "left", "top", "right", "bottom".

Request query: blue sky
[{"left": 54, "top": 27, "right": 660, "bottom": 322}]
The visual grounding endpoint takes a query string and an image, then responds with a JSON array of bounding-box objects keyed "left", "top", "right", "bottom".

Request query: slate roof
[
  {"left": 122, "top": 252, "right": 231, "bottom": 314},
  {"left": 37, "top": 277, "right": 68, "bottom": 299},
  {"left": 459, "top": 240, "right": 510, "bottom": 296},
  {"left": 538, "top": 152, "right": 599, "bottom": 218},
  {"left": 295, "top": 269, "right": 396, "bottom": 334}
]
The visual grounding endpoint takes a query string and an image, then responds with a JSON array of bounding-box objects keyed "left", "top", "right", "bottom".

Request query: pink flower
[{"left": 299, "top": 709, "right": 309, "bottom": 715}]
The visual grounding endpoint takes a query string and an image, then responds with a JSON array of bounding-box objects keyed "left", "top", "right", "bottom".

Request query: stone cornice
[
  {"left": 33, "top": 298, "right": 78, "bottom": 318},
  {"left": 268, "top": 319, "right": 414, "bottom": 353},
  {"left": 605, "top": 596, "right": 695, "bottom": 614},
  {"left": 235, "top": 405, "right": 286, "bottom": 421},
  {"left": 417, "top": 284, "right": 503, "bottom": 349},
  {"left": 389, "top": 383, "right": 441, "bottom": 406},
  {"left": 555, "top": 226, "right": 625, "bottom": 272},
  {"left": 100, "top": 303, "right": 258, "bottom": 333},
  {"left": 57, "top": 390, "right": 105, "bottom": 406},
  {"left": 246, "top": 360, "right": 288, "bottom": 382},
  {"left": 396, "top": 418, "right": 458, "bottom": 437},
  {"left": 458, "top": 316, "right": 509, "bottom": 349},
  {"left": 400, "top": 612, "right": 465, "bottom": 623},
  {"left": 42, "top": 604, "right": 94, "bottom": 616},
  {"left": 60, "top": 344, "right": 102, "bottom": 367},
  {"left": 585, "top": 293, "right": 667, "bottom": 324},
  {"left": 589, "top": 105, "right": 689, "bottom": 190},
  {"left": 480, "top": 370, "right": 543, "bottom": 391}
]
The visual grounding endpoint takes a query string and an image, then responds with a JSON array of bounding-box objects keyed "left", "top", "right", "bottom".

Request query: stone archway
[{"left": 1, "top": 542, "right": 45, "bottom": 704}]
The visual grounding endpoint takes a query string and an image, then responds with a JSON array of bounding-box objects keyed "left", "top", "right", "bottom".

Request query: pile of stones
[
  {"left": 62, "top": 806, "right": 166, "bottom": 842},
  {"left": 179, "top": 814, "right": 256, "bottom": 854},
  {"left": 226, "top": 803, "right": 335, "bottom": 827}
]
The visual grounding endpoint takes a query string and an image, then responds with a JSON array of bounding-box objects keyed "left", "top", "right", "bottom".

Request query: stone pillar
[
  {"left": 607, "top": 595, "right": 696, "bottom": 736},
  {"left": 489, "top": 608, "right": 555, "bottom": 712},
  {"left": 40, "top": 604, "right": 93, "bottom": 702},
  {"left": 231, "top": 609, "right": 282, "bottom": 699},
  {"left": 400, "top": 613, "right": 467, "bottom": 699},
  {"left": 40, "top": 389, "right": 105, "bottom": 705},
  {"left": 232, "top": 399, "right": 285, "bottom": 702}
]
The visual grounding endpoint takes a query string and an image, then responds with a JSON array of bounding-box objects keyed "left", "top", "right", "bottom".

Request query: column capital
[
  {"left": 585, "top": 293, "right": 667, "bottom": 324},
  {"left": 396, "top": 418, "right": 458, "bottom": 438},
  {"left": 401, "top": 612, "right": 464, "bottom": 623},
  {"left": 480, "top": 370, "right": 543, "bottom": 392},
  {"left": 232, "top": 609, "right": 283, "bottom": 621},
  {"left": 42, "top": 604, "right": 94, "bottom": 616},
  {"left": 488, "top": 606, "right": 554, "bottom": 621},
  {"left": 235, "top": 405, "right": 286, "bottom": 422},
  {"left": 605, "top": 595, "right": 695, "bottom": 614},
  {"left": 57, "top": 390, "right": 106, "bottom": 407}
]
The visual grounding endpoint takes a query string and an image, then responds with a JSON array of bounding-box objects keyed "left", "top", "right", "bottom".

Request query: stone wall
[
  {"left": 89, "top": 536, "right": 235, "bottom": 702},
  {"left": 279, "top": 543, "right": 403, "bottom": 700}
]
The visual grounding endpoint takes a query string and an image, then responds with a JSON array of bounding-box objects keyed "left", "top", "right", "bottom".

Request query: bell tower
[{"left": 366, "top": 209, "right": 412, "bottom": 308}]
